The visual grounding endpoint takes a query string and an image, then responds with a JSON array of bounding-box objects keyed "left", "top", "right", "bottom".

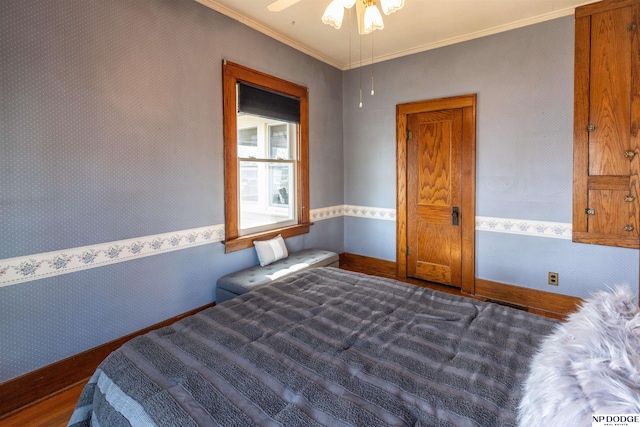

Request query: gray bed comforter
[{"left": 68, "top": 267, "right": 558, "bottom": 427}]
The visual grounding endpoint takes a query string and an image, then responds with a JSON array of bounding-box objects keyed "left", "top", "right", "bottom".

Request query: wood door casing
[
  {"left": 396, "top": 94, "right": 476, "bottom": 294},
  {"left": 407, "top": 110, "right": 462, "bottom": 286}
]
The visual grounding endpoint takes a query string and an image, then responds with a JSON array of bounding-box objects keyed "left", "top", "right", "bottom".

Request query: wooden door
[
  {"left": 406, "top": 110, "right": 462, "bottom": 286},
  {"left": 397, "top": 94, "right": 476, "bottom": 293}
]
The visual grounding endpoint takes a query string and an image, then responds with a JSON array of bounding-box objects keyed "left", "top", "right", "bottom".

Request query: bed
[{"left": 68, "top": 267, "right": 560, "bottom": 427}]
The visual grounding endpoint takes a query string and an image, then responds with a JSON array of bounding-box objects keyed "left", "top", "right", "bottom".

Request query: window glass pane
[
  {"left": 269, "top": 164, "right": 291, "bottom": 207},
  {"left": 239, "top": 161, "right": 295, "bottom": 233},
  {"left": 237, "top": 115, "right": 295, "bottom": 161},
  {"left": 239, "top": 163, "right": 258, "bottom": 202},
  {"left": 269, "top": 124, "right": 290, "bottom": 159},
  {"left": 238, "top": 127, "right": 257, "bottom": 147}
]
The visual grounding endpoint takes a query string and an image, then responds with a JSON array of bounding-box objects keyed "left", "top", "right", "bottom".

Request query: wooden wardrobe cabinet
[{"left": 573, "top": 0, "right": 640, "bottom": 249}]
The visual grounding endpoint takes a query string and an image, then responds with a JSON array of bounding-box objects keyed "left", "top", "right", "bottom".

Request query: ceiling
[{"left": 195, "top": 0, "right": 600, "bottom": 70}]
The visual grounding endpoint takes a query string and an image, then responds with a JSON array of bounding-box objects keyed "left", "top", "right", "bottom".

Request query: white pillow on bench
[{"left": 254, "top": 234, "right": 288, "bottom": 266}]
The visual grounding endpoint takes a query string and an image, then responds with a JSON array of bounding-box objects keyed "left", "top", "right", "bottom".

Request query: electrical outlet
[{"left": 548, "top": 272, "right": 559, "bottom": 286}]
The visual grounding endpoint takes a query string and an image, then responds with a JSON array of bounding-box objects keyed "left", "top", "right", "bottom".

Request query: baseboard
[
  {"left": 0, "top": 302, "right": 215, "bottom": 419},
  {"left": 475, "top": 278, "right": 582, "bottom": 319},
  {"left": 340, "top": 252, "right": 582, "bottom": 319},
  {"left": 339, "top": 252, "right": 397, "bottom": 278}
]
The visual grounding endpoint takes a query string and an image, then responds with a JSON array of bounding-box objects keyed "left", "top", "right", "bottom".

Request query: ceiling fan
[{"left": 268, "top": 0, "right": 403, "bottom": 35}]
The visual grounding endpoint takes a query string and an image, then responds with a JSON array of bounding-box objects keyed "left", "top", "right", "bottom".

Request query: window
[{"left": 222, "top": 61, "right": 309, "bottom": 253}]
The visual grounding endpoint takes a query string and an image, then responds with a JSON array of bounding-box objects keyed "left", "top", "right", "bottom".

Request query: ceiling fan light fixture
[
  {"left": 379, "top": 0, "right": 404, "bottom": 15},
  {"left": 321, "top": 0, "right": 345, "bottom": 29},
  {"left": 342, "top": 0, "right": 357, "bottom": 8},
  {"left": 363, "top": 0, "right": 384, "bottom": 34}
]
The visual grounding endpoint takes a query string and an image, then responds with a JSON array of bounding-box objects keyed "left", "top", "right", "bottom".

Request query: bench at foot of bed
[{"left": 216, "top": 248, "right": 339, "bottom": 302}]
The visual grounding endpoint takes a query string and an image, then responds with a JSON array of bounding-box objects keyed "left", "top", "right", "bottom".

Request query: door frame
[{"left": 396, "top": 94, "right": 477, "bottom": 294}]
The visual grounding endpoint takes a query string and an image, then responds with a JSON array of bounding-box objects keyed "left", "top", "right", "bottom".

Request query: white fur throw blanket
[{"left": 518, "top": 285, "right": 640, "bottom": 427}]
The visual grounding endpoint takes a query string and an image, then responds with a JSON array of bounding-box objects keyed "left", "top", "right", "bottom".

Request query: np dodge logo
[{"left": 593, "top": 414, "right": 640, "bottom": 427}]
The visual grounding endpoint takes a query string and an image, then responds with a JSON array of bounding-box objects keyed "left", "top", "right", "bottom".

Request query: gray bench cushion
[{"left": 216, "top": 248, "right": 339, "bottom": 302}]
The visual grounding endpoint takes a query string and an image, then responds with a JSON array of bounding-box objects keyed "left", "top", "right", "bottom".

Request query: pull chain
[
  {"left": 371, "top": 31, "right": 375, "bottom": 96},
  {"left": 359, "top": 29, "right": 363, "bottom": 108}
]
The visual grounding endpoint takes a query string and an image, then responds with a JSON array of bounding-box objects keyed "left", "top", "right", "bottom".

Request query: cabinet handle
[
  {"left": 624, "top": 224, "right": 634, "bottom": 232},
  {"left": 625, "top": 150, "right": 636, "bottom": 160},
  {"left": 625, "top": 195, "right": 636, "bottom": 202},
  {"left": 628, "top": 23, "right": 638, "bottom": 31}
]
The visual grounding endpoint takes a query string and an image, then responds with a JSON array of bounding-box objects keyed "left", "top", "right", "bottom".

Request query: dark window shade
[{"left": 238, "top": 83, "right": 300, "bottom": 123}]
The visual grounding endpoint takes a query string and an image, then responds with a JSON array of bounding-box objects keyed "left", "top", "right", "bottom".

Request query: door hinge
[
  {"left": 407, "top": 130, "right": 412, "bottom": 140},
  {"left": 406, "top": 246, "right": 412, "bottom": 256}
]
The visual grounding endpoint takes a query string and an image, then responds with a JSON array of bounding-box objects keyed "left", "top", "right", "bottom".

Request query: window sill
[{"left": 223, "top": 223, "right": 312, "bottom": 253}]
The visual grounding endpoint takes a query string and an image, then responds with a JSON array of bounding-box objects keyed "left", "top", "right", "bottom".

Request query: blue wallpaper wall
[
  {"left": 2, "top": 0, "right": 638, "bottom": 385},
  {"left": 343, "top": 16, "right": 639, "bottom": 299},
  {"left": 0, "top": 0, "right": 344, "bottom": 382}
]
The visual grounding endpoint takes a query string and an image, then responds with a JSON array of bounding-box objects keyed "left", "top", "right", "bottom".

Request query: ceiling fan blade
[{"left": 267, "top": 0, "right": 302, "bottom": 12}]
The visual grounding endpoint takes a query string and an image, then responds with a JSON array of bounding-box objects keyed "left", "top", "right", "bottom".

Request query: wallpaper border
[
  {"left": 0, "top": 225, "right": 226, "bottom": 288},
  {"left": 0, "top": 206, "right": 570, "bottom": 288},
  {"left": 475, "top": 216, "right": 572, "bottom": 240},
  {"left": 311, "top": 205, "right": 397, "bottom": 221}
]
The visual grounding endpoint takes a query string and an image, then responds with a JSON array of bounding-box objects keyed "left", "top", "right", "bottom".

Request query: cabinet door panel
[
  {"left": 588, "top": 6, "right": 633, "bottom": 176},
  {"left": 573, "top": 0, "right": 640, "bottom": 249},
  {"left": 588, "top": 189, "right": 638, "bottom": 236}
]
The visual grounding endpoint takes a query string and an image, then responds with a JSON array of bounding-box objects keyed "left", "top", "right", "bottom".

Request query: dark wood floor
[
  {"left": 0, "top": 267, "right": 470, "bottom": 426},
  {"left": 0, "top": 380, "right": 86, "bottom": 426}
]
